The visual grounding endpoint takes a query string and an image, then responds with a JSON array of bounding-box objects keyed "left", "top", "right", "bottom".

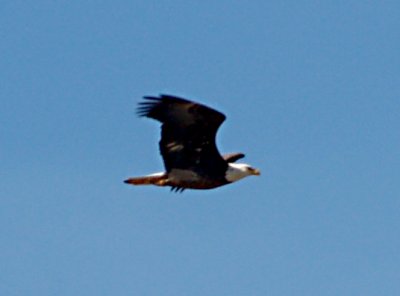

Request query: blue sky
[{"left": 1, "top": 1, "right": 399, "bottom": 295}]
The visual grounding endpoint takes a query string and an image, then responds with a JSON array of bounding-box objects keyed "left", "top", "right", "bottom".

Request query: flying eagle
[{"left": 124, "top": 95, "right": 260, "bottom": 192}]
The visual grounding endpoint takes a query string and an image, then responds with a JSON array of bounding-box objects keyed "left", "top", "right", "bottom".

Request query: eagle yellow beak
[{"left": 251, "top": 168, "right": 261, "bottom": 176}]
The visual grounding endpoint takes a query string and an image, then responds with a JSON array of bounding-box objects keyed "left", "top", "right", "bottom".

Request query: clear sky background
[{"left": 1, "top": 1, "right": 399, "bottom": 295}]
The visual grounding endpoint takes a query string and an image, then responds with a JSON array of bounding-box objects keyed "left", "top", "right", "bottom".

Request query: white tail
[{"left": 124, "top": 172, "right": 168, "bottom": 186}]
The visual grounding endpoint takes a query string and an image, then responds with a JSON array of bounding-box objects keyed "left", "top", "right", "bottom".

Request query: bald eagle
[{"left": 124, "top": 95, "right": 260, "bottom": 192}]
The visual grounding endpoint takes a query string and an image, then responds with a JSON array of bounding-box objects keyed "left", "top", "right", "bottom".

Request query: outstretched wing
[
  {"left": 223, "top": 153, "right": 245, "bottom": 163},
  {"left": 137, "top": 94, "right": 228, "bottom": 177}
]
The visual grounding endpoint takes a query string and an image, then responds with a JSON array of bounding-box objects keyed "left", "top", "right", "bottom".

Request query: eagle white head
[{"left": 225, "top": 163, "right": 261, "bottom": 183}]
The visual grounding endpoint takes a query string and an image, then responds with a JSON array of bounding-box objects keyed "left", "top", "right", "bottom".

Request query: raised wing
[{"left": 137, "top": 95, "right": 228, "bottom": 177}]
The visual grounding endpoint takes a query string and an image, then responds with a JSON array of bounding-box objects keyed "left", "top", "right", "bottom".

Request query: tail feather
[{"left": 124, "top": 173, "right": 167, "bottom": 186}]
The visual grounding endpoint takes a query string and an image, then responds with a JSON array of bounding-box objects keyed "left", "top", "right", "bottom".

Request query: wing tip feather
[{"left": 136, "top": 94, "right": 188, "bottom": 118}]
